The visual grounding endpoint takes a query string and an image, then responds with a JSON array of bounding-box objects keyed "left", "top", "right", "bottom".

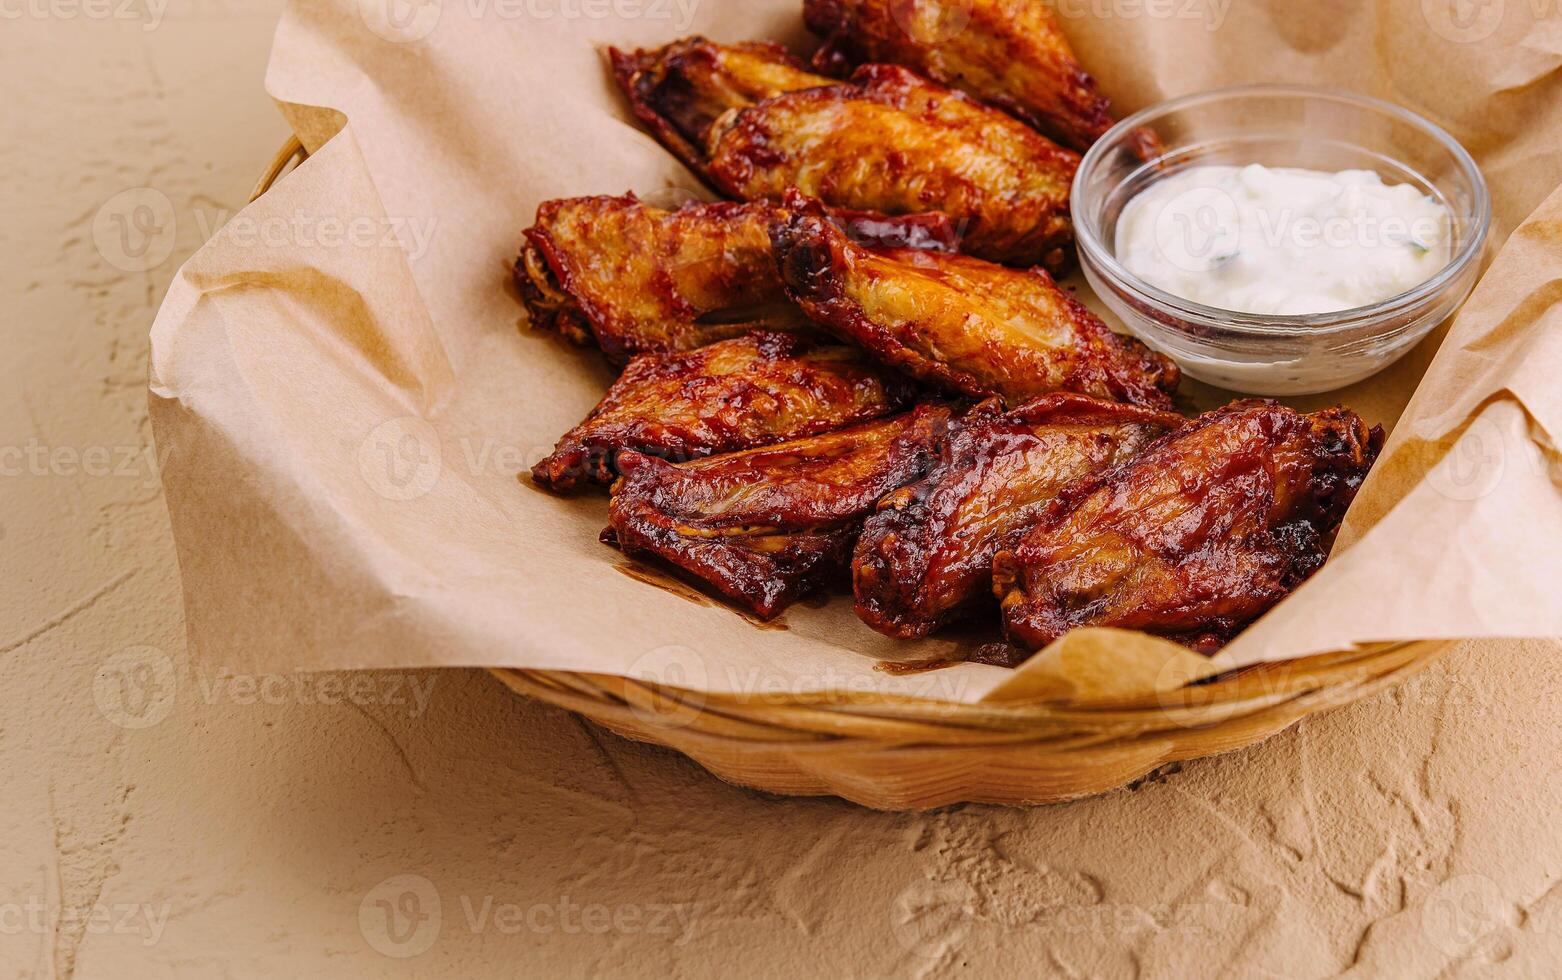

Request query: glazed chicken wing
[
  {"left": 531, "top": 331, "right": 915, "bottom": 492},
  {"left": 610, "top": 37, "right": 834, "bottom": 183},
  {"left": 771, "top": 195, "right": 1179, "bottom": 408},
  {"left": 518, "top": 193, "right": 955, "bottom": 362},
  {"left": 804, "top": 0, "right": 1114, "bottom": 152},
  {"left": 854, "top": 394, "right": 1184, "bottom": 638},
  {"left": 611, "top": 37, "right": 1080, "bottom": 268},
  {"left": 707, "top": 64, "right": 1079, "bottom": 268},
  {"left": 605, "top": 404, "right": 953, "bottom": 618},
  {"left": 519, "top": 194, "right": 804, "bottom": 362},
  {"left": 993, "top": 400, "right": 1384, "bottom": 654}
]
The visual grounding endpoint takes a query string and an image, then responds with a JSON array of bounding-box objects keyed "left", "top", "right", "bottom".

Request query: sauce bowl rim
[{"left": 1070, "top": 83, "right": 1492, "bottom": 339}]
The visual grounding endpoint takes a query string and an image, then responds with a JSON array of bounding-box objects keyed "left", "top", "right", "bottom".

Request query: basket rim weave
[
  {"left": 488, "top": 640, "right": 1442, "bottom": 746},
  {"left": 247, "top": 136, "right": 1451, "bottom": 807}
]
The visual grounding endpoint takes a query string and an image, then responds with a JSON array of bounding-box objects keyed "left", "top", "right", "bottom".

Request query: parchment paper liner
[{"left": 149, "top": 0, "right": 1562, "bottom": 705}]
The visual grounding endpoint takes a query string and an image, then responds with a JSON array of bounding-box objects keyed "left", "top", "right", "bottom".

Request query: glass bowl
[{"left": 1071, "top": 85, "right": 1491, "bottom": 396}]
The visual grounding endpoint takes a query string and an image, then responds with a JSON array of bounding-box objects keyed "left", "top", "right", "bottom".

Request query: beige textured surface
[{"left": 4, "top": 4, "right": 1562, "bottom": 978}]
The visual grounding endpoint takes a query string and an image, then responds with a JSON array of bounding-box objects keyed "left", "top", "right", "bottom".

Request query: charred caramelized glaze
[
  {"left": 605, "top": 405, "right": 953, "bottom": 618},
  {"left": 610, "top": 37, "right": 834, "bottom": 186},
  {"left": 611, "top": 37, "right": 1080, "bottom": 268},
  {"left": 804, "top": 0, "right": 1116, "bottom": 152},
  {"left": 518, "top": 193, "right": 956, "bottom": 362},
  {"left": 854, "top": 394, "right": 1184, "bottom": 638},
  {"left": 771, "top": 194, "right": 1179, "bottom": 408},
  {"left": 532, "top": 331, "right": 915, "bottom": 492},
  {"left": 993, "top": 400, "right": 1384, "bottom": 654},
  {"left": 708, "top": 63, "right": 1079, "bottom": 268}
]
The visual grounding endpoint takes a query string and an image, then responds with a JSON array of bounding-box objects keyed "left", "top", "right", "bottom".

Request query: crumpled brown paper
[{"left": 148, "top": 0, "right": 1562, "bottom": 702}]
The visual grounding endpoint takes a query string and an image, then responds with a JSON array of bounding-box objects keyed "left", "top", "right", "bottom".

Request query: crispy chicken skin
[
  {"left": 518, "top": 193, "right": 956, "bottom": 362},
  {"left": 609, "top": 37, "right": 1079, "bottom": 268},
  {"left": 771, "top": 194, "right": 1179, "bottom": 408},
  {"left": 531, "top": 331, "right": 916, "bottom": 492},
  {"left": 519, "top": 194, "right": 804, "bottom": 362},
  {"left": 609, "top": 37, "right": 835, "bottom": 186},
  {"left": 605, "top": 404, "right": 953, "bottom": 618},
  {"left": 803, "top": 0, "right": 1114, "bottom": 153},
  {"left": 706, "top": 63, "right": 1079, "bottom": 268},
  {"left": 854, "top": 394, "right": 1184, "bottom": 638},
  {"left": 993, "top": 401, "right": 1385, "bottom": 654}
]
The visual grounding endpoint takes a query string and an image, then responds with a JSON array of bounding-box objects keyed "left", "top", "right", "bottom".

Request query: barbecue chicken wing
[
  {"left": 610, "top": 37, "right": 834, "bottom": 183},
  {"left": 605, "top": 404, "right": 953, "bottom": 618},
  {"left": 612, "top": 37, "right": 1080, "bottom": 268},
  {"left": 771, "top": 195, "right": 1179, "bottom": 408},
  {"left": 707, "top": 63, "right": 1079, "bottom": 268},
  {"left": 518, "top": 193, "right": 955, "bottom": 362},
  {"left": 531, "top": 331, "right": 916, "bottom": 492},
  {"left": 853, "top": 394, "right": 1184, "bottom": 638},
  {"left": 803, "top": 0, "right": 1114, "bottom": 153},
  {"left": 519, "top": 194, "right": 804, "bottom": 362},
  {"left": 992, "top": 401, "right": 1384, "bottom": 654}
]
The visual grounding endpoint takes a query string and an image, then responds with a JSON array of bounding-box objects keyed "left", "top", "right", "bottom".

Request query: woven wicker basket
[{"left": 251, "top": 137, "right": 1450, "bottom": 810}]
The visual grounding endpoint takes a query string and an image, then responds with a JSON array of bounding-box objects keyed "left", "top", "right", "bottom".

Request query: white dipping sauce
[{"left": 1114, "top": 164, "right": 1452, "bottom": 316}]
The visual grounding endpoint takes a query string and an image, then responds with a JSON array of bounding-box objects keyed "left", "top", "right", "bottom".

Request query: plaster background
[{"left": 2, "top": 4, "right": 1559, "bottom": 977}]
